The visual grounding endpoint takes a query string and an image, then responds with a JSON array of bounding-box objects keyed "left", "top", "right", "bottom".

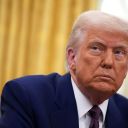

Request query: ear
[{"left": 66, "top": 48, "right": 76, "bottom": 70}]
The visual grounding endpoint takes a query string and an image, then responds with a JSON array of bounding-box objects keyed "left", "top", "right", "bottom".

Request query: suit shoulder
[
  {"left": 13, "top": 73, "right": 61, "bottom": 85},
  {"left": 2, "top": 73, "right": 62, "bottom": 94},
  {"left": 112, "top": 93, "right": 128, "bottom": 107}
]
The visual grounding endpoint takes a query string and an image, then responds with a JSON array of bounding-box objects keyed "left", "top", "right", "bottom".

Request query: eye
[
  {"left": 92, "top": 46, "right": 100, "bottom": 50},
  {"left": 90, "top": 45, "right": 103, "bottom": 54},
  {"left": 114, "top": 48, "right": 128, "bottom": 59},
  {"left": 114, "top": 49, "right": 126, "bottom": 55}
]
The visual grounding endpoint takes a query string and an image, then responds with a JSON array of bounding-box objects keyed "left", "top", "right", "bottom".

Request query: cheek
[
  {"left": 75, "top": 56, "right": 101, "bottom": 80},
  {"left": 117, "top": 62, "right": 128, "bottom": 74},
  {"left": 77, "top": 55, "right": 101, "bottom": 72},
  {"left": 115, "top": 64, "right": 128, "bottom": 84}
]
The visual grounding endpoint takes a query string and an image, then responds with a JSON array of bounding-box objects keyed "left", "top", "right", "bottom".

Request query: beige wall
[{"left": 0, "top": 0, "right": 98, "bottom": 93}]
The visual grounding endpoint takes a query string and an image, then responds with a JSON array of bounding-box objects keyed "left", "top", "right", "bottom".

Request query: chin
[
  {"left": 92, "top": 82, "right": 117, "bottom": 94},
  {"left": 96, "top": 87, "right": 116, "bottom": 98},
  {"left": 87, "top": 86, "right": 116, "bottom": 105},
  {"left": 90, "top": 93, "right": 111, "bottom": 105}
]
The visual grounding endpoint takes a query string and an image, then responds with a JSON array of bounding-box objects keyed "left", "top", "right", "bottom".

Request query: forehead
[{"left": 83, "top": 26, "right": 128, "bottom": 47}]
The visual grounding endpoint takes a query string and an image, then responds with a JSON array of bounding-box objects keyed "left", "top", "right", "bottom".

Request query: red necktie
[{"left": 89, "top": 105, "right": 102, "bottom": 128}]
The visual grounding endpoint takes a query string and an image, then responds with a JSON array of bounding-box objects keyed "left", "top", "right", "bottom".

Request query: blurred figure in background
[{"left": 0, "top": 10, "right": 128, "bottom": 128}]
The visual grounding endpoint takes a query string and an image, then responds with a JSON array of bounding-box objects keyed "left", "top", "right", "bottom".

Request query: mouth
[{"left": 95, "top": 75, "right": 115, "bottom": 82}]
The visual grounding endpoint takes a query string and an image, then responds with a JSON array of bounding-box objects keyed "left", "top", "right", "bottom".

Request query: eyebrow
[
  {"left": 90, "top": 39, "right": 128, "bottom": 48},
  {"left": 89, "top": 41, "right": 106, "bottom": 48},
  {"left": 114, "top": 44, "right": 128, "bottom": 50}
]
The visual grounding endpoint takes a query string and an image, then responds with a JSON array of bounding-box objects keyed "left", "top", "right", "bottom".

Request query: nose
[{"left": 101, "top": 50, "right": 114, "bottom": 69}]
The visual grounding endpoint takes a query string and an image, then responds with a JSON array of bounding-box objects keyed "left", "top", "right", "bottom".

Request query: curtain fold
[{"left": 0, "top": 0, "right": 98, "bottom": 93}]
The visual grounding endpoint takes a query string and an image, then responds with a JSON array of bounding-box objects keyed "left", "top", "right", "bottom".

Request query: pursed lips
[{"left": 94, "top": 74, "right": 115, "bottom": 82}]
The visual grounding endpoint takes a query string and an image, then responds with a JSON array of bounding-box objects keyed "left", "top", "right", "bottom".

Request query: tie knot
[{"left": 89, "top": 105, "right": 102, "bottom": 120}]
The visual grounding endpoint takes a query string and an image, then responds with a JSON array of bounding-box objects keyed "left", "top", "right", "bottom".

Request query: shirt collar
[{"left": 71, "top": 77, "right": 108, "bottom": 123}]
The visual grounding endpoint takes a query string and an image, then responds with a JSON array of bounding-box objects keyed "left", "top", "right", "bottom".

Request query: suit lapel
[
  {"left": 50, "top": 105, "right": 79, "bottom": 128},
  {"left": 50, "top": 73, "right": 79, "bottom": 128},
  {"left": 105, "top": 95, "right": 125, "bottom": 128}
]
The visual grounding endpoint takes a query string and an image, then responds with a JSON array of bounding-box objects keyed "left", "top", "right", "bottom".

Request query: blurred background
[{"left": 0, "top": 0, "right": 128, "bottom": 96}]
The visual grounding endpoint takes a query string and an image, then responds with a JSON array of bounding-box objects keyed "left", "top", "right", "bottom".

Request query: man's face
[{"left": 67, "top": 27, "right": 128, "bottom": 104}]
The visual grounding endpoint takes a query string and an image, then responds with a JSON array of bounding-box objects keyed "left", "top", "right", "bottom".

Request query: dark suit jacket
[{"left": 0, "top": 73, "right": 128, "bottom": 128}]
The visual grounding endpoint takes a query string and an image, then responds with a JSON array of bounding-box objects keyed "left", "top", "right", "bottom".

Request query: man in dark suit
[{"left": 1, "top": 10, "right": 128, "bottom": 128}]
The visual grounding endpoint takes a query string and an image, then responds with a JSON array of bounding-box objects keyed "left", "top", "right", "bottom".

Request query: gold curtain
[{"left": 0, "top": 0, "right": 98, "bottom": 93}]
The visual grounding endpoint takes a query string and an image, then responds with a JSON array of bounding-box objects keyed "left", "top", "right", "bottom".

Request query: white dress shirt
[{"left": 71, "top": 78, "right": 108, "bottom": 128}]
